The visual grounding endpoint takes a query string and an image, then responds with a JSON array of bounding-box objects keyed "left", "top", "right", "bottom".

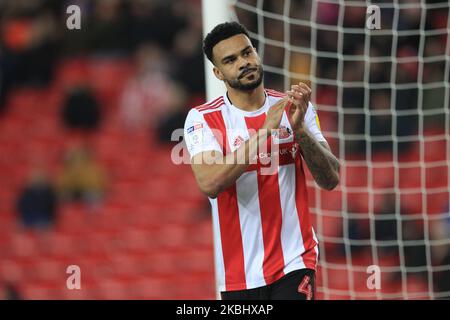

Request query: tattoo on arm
[{"left": 295, "top": 129, "right": 340, "bottom": 190}]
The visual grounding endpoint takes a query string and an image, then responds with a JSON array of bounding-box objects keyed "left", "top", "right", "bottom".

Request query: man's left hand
[{"left": 286, "top": 82, "right": 311, "bottom": 132}]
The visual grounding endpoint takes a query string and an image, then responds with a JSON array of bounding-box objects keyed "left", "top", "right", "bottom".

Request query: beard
[{"left": 225, "top": 64, "right": 264, "bottom": 91}]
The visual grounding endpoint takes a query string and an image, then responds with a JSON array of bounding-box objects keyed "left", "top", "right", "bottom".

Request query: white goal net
[{"left": 205, "top": 0, "right": 450, "bottom": 299}]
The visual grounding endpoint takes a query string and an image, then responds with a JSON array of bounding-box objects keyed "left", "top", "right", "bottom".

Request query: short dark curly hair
[{"left": 203, "top": 21, "right": 251, "bottom": 64}]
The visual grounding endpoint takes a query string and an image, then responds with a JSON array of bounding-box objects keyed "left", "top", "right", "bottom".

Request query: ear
[{"left": 213, "top": 67, "right": 224, "bottom": 81}]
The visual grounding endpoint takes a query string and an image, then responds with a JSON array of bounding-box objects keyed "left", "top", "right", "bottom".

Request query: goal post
[
  {"left": 201, "top": 0, "right": 229, "bottom": 101},
  {"left": 201, "top": 0, "right": 230, "bottom": 300}
]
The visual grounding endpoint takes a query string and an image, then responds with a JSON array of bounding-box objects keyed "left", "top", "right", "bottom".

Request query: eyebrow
[{"left": 221, "top": 45, "right": 252, "bottom": 64}]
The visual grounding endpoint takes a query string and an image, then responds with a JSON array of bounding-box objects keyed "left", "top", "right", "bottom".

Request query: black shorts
[{"left": 221, "top": 268, "right": 316, "bottom": 300}]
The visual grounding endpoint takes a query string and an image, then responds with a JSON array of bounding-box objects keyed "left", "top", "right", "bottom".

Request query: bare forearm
[
  {"left": 193, "top": 129, "right": 269, "bottom": 197},
  {"left": 295, "top": 128, "right": 340, "bottom": 190},
  {"left": 215, "top": 129, "right": 267, "bottom": 190}
]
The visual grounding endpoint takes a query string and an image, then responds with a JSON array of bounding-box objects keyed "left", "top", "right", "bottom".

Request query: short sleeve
[
  {"left": 184, "top": 109, "right": 223, "bottom": 160},
  {"left": 305, "top": 102, "right": 327, "bottom": 142}
]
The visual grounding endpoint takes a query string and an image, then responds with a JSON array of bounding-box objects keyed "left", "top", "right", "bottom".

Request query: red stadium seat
[
  {"left": 371, "top": 165, "right": 395, "bottom": 189},
  {"left": 399, "top": 165, "right": 421, "bottom": 189},
  {"left": 345, "top": 165, "right": 368, "bottom": 188}
]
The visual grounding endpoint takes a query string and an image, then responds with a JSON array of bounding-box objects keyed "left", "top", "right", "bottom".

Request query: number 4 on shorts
[{"left": 298, "top": 275, "right": 312, "bottom": 300}]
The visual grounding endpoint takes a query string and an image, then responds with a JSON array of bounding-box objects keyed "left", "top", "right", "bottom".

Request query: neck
[{"left": 226, "top": 85, "right": 266, "bottom": 112}]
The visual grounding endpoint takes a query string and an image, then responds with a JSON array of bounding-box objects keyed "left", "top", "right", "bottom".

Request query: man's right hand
[{"left": 262, "top": 97, "right": 290, "bottom": 133}]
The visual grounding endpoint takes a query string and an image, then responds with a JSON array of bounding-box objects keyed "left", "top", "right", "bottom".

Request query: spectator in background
[
  {"left": 374, "top": 193, "right": 398, "bottom": 253},
  {"left": 61, "top": 85, "right": 101, "bottom": 131},
  {"left": 422, "top": 37, "right": 447, "bottom": 128},
  {"left": 402, "top": 219, "right": 428, "bottom": 271},
  {"left": 120, "top": 43, "right": 177, "bottom": 131},
  {"left": 128, "top": 0, "right": 186, "bottom": 51},
  {"left": 369, "top": 90, "right": 393, "bottom": 153},
  {"left": 86, "top": 0, "right": 131, "bottom": 55},
  {"left": 1, "top": 6, "right": 59, "bottom": 88},
  {"left": 156, "top": 82, "right": 188, "bottom": 143},
  {"left": 340, "top": 44, "right": 366, "bottom": 155},
  {"left": 1, "top": 282, "right": 22, "bottom": 300},
  {"left": 172, "top": 2, "right": 205, "bottom": 100},
  {"left": 431, "top": 213, "right": 450, "bottom": 298},
  {"left": 127, "top": 0, "right": 160, "bottom": 49},
  {"left": 394, "top": 46, "right": 419, "bottom": 152},
  {"left": 16, "top": 168, "right": 58, "bottom": 230},
  {"left": 0, "top": 49, "right": 9, "bottom": 113},
  {"left": 57, "top": 146, "right": 107, "bottom": 210}
]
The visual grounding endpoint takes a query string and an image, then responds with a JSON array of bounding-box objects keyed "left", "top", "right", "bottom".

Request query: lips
[{"left": 240, "top": 69, "right": 256, "bottom": 79}]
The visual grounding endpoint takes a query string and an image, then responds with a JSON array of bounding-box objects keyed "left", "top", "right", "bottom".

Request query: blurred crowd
[
  {"left": 0, "top": 0, "right": 205, "bottom": 126},
  {"left": 0, "top": 0, "right": 207, "bottom": 300},
  {"left": 0, "top": 0, "right": 205, "bottom": 227}
]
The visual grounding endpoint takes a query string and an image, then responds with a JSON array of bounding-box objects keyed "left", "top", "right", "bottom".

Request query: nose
[
  {"left": 238, "top": 58, "right": 251, "bottom": 71},
  {"left": 239, "top": 62, "right": 250, "bottom": 70}
]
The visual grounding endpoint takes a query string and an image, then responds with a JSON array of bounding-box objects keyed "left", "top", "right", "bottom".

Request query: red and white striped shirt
[{"left": 184, "top": 89, "right": 325, "bottom": 292}]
